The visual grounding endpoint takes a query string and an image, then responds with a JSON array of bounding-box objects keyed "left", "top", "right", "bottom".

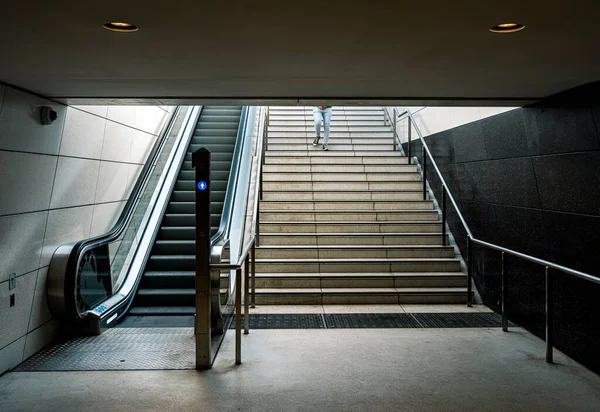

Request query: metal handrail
[
  {"left": 209, "top": 106, "right": 268, "bottom": 365},
  {"left": 390, "top": 106, "right": 600, "bottom": 363}
]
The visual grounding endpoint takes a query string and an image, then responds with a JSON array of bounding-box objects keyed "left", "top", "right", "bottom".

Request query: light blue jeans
[{"left": 313, "top": 107, "right": 332, "bottom": 145}]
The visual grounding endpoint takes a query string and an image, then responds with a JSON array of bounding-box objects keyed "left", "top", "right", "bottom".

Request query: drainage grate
[
  {"left": 324, "top": 313, "right": 421, "bottom": 329},
  {"left": 229, "top": 314, "right": 324, "bottom": 329},
  {"left": 15, "top": 327, "right": 195, "bottom": 371},
  {"left": 411, "top": 312, "right": 511, "bottom": 328}
]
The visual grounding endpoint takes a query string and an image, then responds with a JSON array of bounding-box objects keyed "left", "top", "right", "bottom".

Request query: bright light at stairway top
[
  {"left": 489, "top": 23, "right": 525, "bottom": 33},
  {"left": 103, "top": 22, "right": 139, "bottom": 33}
]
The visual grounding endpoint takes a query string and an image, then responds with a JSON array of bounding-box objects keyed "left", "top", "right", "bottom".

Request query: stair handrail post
[
  {"left": 422, "top": 146, "right": 427, "bottom": 200},
  {"left": 442, "top": 185, "right": 447, "bottom": 246},
  {"left": 407, "top": 115, "right": 412, "bottom": 164},
  {"left": 392, "top": 108, "right": 398, "bottom": 151},
  {"left": 467, "top": 235, "right": 473, "bottom": 307},
  {"left": 546, "top": 266, "right": 554, "bottom": 363},
  {"left": 502, "top": 252, "right": 508, "bottom": 332}
]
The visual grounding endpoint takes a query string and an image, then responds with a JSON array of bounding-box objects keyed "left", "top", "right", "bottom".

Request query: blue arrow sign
[{"left": 197, "top": 181, "right": 207, "bottom": 191}]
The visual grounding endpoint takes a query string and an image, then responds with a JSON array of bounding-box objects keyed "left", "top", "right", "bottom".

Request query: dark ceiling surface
[{"left": 0, "top": 0, "right": 599, "bottom": 105}]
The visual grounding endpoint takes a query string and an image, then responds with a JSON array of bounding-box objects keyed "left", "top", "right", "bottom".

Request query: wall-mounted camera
[{"left": 40, "top": 106, "right": 58, "bottom": 125}]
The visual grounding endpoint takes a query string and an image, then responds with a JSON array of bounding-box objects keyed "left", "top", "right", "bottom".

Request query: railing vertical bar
[
  {"left": 244, "top": 256, "right": 250, "bottom": 335},
  {"left": 407, "top": 116, "right": 412, "bottom": 164},
  {"left": 546, "top": 266, "right": 553, "bottom": 363},
  {"left": 422, "top": 147, "right": 427, "bottom": 201},
  {"left": 393, "top": 110, "right": 397, "bottom": 151},
  {"left": 251, "top": 242, "right": 256, "bottom": 308},
  {"left": 235, "top": 268, "right": 242, "bottom": 365},
  {"left": 467, "top": 236, "right": 473, "bottom": 307},
  {"left": 502, "top": 251, "right": 508, "bottom": 332},
  {"left": 442, "top": 185, "right": 447, "bottom": 246}
]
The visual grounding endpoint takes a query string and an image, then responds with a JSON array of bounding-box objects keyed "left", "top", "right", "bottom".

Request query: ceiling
[{"left": 1, "top": 0, "right": 599, "bottom": 106}]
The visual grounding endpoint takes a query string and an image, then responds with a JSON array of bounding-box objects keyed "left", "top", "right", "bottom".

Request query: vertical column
[{"left": 193, "top": 148, "right": 212, "bottom": 369}]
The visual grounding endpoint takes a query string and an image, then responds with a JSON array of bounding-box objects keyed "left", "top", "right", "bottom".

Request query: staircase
[
  {"left": 254, "top": 106, "right": 468, "bottom": 304},
  {"left": 130, "top": 106, "right": 242, "bottom": 316}
]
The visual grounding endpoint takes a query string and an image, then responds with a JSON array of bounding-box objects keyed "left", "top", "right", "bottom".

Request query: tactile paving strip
[
  {"left": 411, "top": 312, "right": 513, "bottom": 328},
  {"left": 228, "top": 314, "right": 324, "bottom": 329},
  {"left": 16, "top": 327, "right": 195, "bottom": 371},
  {"left": 324, "top": 313, "right": 421, "bottom": 329}
]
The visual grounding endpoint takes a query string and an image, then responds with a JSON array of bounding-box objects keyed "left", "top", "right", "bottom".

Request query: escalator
[{"left": 129, "top": 106, "right": 242, "bottom": 317}]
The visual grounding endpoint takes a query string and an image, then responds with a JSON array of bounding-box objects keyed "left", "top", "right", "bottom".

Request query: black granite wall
[{"left": 404, "top": 81, "right": 600, "bottom": 374}]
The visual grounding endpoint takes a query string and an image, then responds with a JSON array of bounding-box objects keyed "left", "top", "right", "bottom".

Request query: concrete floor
[{"left": 2, "top": 326, "right": 600, "bottom": 412}]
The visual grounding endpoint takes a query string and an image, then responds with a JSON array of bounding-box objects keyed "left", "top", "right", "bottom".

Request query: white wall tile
[
  {"left": 0, "top": 212, "right": 48, "bottom": 283},
  {"left": 126, "top": 164, "right": 143, "bottom": 194},
  {"left": 40, "top": 205, "right": 93, "bottom": 267},
  {"left": 95, "top": 161, "right": 129, "bottom": 203},
  {"left": 101, "top": 121, "right": 133, "bottom": 162},
  {"left": 0, "top": 151, "right": 57, "bottom": 215},
  {"left": 134, "top": 106, "right": 168, "bottom": 135},
  {"left": 59, "top": 107, "right": 106, "bottom": 159},
  {"left": 0, "top": 269, "right": 37, "bottom": 349},
  {"left": 71, "top": 106, "right": 108, "bottom": 118},
  {"left": 90, "top": 201, "right": 126, "bottom": 237},
  {"left": 129, "top": 129, "right": 156, "bottom": 164},
  {"left": 0, "top": 87, "right": 66, "bottom": 155},
  {"left": 28, "top": 267, "right": 52, "bottom": 332},
  {"left": 49, "top": 157, "right": 100, "bottom": 209},
  {"left": 0, "top": 336, "right": 25, "bottom": 374},
  {"left": 24, "top": 319, "right": 59, "bottom": 360},
  {"left": 107, "top": 106, "right": 136, "bottom": 127}
]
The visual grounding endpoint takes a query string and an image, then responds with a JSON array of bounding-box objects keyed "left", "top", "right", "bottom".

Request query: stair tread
[
  {"left": 255, "top": 258, "right": 459, "bottom": 262},
  {"left": 256, "top": 287, "right": 468, "bottom": 294},
  {"left": 257, "top": 245, "right": 452, "bottom": 250},
  {"left": 128, "top": 306, "right": 196, "bottom": 315},
  {"left": 256, "top": 272, "right": 465, "bottom": 278}
]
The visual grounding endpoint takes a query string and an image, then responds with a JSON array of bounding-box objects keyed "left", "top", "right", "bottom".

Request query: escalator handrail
[
  {"left": 210, "top": 106, "right": 251, "bottom": 260},
  {"left": 47, "top": 107, "right": 184, "bottom": 323}
]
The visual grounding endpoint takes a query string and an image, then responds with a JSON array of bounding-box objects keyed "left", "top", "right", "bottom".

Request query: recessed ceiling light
[
  {"left": 490, "top": 23, "right": 525, "bottom": 33},
  {"left": 103, "top": 22, "right": 139, "bottom": 33}
]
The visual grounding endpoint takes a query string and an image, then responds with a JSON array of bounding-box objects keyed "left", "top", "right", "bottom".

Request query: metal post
[
  {"left": 442, "top": 186, "right": 447, "bottom": 246},
  {"left": 235, "top": 268, "right": 242, "bottom": 365},
  {"left": 383, "top": 108, "right": 388, "bottom": 126},
  {"left": 251, "top": 242, "right": 256, "bottom": 308},
  {"left": 407, "top": 116, "right": 412, "bottom": 165},
  {"left": 546, "top": 266, "right": 553, "bottom": 363},
  {"left": 467, "top": 235, "right": 473, "bottom": 307},
  {"left": 392, "top": 111, "right": 397, "bottom": 151},
  {"left": 422, "top": 147, "right": 427, "bottom": 201},
  {"left": 192, "top": 148, "right": 212, "bottom": 370},
  {"left": 244, "top": 256, "right": 250, "bottom": 335},
  {"left": 502, "top": 252, "right": 508, "bottom": 332}
]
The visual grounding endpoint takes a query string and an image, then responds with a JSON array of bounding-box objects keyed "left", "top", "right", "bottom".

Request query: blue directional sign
[{"left": 197, "top": 180, "right": 207, "bottom": 191}]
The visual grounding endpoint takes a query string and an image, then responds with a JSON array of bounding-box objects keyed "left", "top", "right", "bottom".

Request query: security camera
[{"left": 41, "top": 106, "right": 58, "bottom": 125}]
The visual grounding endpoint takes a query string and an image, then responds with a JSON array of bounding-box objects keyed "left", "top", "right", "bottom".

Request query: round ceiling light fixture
[
  {"left": 103, "top": 22, "right": 139, "bottom": 33},
  {"left": 490, "top": 23, "right": 525, "bottom": 33}
]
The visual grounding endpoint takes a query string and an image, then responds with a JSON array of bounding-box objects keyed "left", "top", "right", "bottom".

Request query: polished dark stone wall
[{"left": 404, "top": 81, "right": 600, "bottom": 374}]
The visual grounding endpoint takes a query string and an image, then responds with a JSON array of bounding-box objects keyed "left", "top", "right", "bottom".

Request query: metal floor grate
[
  {"left": 15, "top": 327, "right": 195, "bottom": 371},
  {"left": 324, "top": 313, "right": 421, "bottom": 329},
  {"left": 229, "top": 314, "right": 324, "bottom": 329},
  {"left": 412, "top": 312, "right": 515, "bottom": 328}
]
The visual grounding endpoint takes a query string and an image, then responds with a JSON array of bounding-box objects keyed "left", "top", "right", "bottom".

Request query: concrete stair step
[
  {"left": 267, "top": 132, "right": 393, "bottom": 138},
  {"left": 259, "top": 210, "right": 439, "bottom": 222},
  {"left": 255, "top": 258, "right": 461, "bottom": 273},
  {"left": 262, "top": 191, "right": 428, "bottom": 201},
  {"left": 254, "top": 272, "right": 466, "bottom": 288},
  {"left": 268, "top": 127, "right": 392, "bottom": 132},
  {"left": 267, "top": 138, "right": 392, "bottom": 144},
  {"left": 259, "top": 200, "right": 434, "bottom": 211},
  {"left": 267, "top": 144, "right": 395, "bottom": 151},
  {"left": 262, "top": 164, "right": 418, "bottom": 173},
  {"left": 255, "top": 245, "right": 454, "bottom": 259},
  {"left": 262, "top": 182, "right": 424, "bottom": 191},
  {"left": 264, "top": 156, "right": 409, "bottom": 165},
  {"left": 260, "top": 221, "right": 442, "bottom": 233},
  {"left": 258, "top": 233, "right": 449, "bottom": 246},
  {"left": 265, "top": 150, "right": 399, "bottom": 157},
  {"left": 262, "top": 172, "right": 422, "bottom": 182},
  {"left": 253, "top": 287, "right": 468, "bottom": 304}
]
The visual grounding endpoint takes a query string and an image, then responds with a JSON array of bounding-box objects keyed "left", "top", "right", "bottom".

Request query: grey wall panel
[{"left": 481, "top": 109, "right": 528, "bottom": 160}]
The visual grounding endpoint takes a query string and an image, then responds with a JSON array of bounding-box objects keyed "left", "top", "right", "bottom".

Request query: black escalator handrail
[
  {"left": 48, "top": 107, "right": 181, "bottom": 324},
  {"left": 210, "top": 106, "right": 250, "bottom": 258}
]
